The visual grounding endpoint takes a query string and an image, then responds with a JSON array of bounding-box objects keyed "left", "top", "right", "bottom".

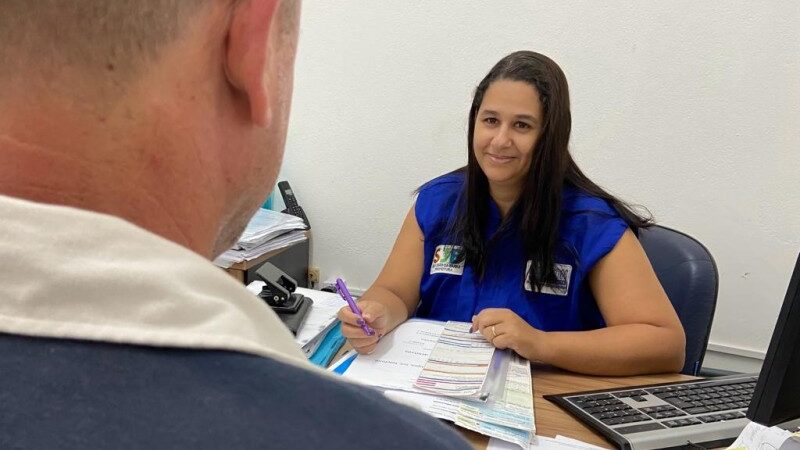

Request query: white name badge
[
  {"left": 524, "top": 261, "right": 572, "bottom": 296},
  {"left": 430, "top": 245, "right": 465, "bottom": 275}
]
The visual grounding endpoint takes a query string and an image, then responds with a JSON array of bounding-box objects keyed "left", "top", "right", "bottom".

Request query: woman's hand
[
  {"left": 337, "top": 300, "right": 390, "bottom": 354},
  {"left": 471, "top": 308, "right": 547, "bottom": 361}
]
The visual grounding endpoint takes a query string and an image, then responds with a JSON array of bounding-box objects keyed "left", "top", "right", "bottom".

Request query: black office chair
[{"left": 638, "top": 225, "right": 718, "bottom": 376}]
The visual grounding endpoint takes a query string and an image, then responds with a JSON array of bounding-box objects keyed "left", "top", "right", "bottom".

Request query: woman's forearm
[{"left": 526, "top": 324, "right": 685, "bottom": 376}]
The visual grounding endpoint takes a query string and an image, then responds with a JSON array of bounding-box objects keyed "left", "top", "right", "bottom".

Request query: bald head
[
  {"left": 0, "top": 0, "right": 302, "bottom": 258},
  {"left": 0, "top": 1, "right": 210, "bottom": 87}
]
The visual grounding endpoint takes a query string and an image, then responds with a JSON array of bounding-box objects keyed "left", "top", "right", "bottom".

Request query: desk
[{"left": 461, "top": 365, "right": 693, "bottom": 449}]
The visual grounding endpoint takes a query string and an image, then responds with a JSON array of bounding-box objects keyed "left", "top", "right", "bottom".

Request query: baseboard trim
[
  {"left": 703, "top": 343, "right": 764, "bottom": 373},
  {"left": 706, "top": 342, "right": 766, "bottom": 360}
]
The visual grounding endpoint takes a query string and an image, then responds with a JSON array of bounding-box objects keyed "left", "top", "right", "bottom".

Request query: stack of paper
[
  {"left": 727, "top": 421, "right": 800, "bottom": 450},
  {"left": 214, "top": 208, "right": 307, "bottom": 268},
  {"left": 331, "top": 319, "right": 535, "bottom": 449},
  {"left": 415, "top": 322, "right": 498, "bottom": 398}
]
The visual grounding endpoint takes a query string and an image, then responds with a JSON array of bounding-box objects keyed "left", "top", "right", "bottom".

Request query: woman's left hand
[{"left": 471, "top": 308, "right": 546, "bottom": 360}]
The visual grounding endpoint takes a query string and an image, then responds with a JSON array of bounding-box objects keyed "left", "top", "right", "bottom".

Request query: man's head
[{"left": 0, "top": 0, "right": 301, "bottom": 258}]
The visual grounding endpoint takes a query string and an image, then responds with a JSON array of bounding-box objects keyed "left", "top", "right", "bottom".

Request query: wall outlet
[{"left": 308, "top": 267, "right": 320, "bottom": 285}]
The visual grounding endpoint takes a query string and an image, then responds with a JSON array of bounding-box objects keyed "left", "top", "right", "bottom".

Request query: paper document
[
  {"left": 213, "top": 208, "right": 307, "bottom": 267},
  {"left": 215, "top": 230, "right": 307, "bottom": 267},
  {"left": 728, "top": 421, "right": 800, "bottom": 450},
  {"left": 414, "top": 321, "right": 497, "bottom": 398},
  {"left": 343, "top": 319, "right": 444, "bottom": 391},
  {"left": 458, "top": 353, "right": 534, "bottom": 431},
  {"left": 236, "top": 208, "right": 306, "bottom": 250},
  {"left": 340, "top": 319, "right": 535, "bottom": 449}
]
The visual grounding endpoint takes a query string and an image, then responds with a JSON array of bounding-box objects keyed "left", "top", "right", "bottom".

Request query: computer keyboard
[{"left": 545, "top": 373, "right": 758, "bottom": 450}]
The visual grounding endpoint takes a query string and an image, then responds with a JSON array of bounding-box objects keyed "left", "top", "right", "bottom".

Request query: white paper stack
[{"left": 213, "top": 208, "right": 307, "bottom": 268}]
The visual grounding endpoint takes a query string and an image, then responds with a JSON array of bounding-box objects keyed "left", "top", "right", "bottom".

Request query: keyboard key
[
  {"left": 602, "top": 417, "right": 626, "bottom": 425},
  {"left": 699, "top": 415, "right": 721, "bottom": 423},
  {"left": 665, "top": 399, "right": 693, "bottom": 409},
  {"left": 628, "top": 414, "right": 651, "bottom": 423},
  {"left": 615, "top": 422, "right": 666, "bottom": 434},
  {"left": 684, "top": 406, "right": 710, "bottom": 414}
]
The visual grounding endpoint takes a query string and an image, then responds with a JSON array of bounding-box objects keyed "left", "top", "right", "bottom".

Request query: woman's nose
[{"left": 490, "top": 126, "right": 512, "bottom": 148}]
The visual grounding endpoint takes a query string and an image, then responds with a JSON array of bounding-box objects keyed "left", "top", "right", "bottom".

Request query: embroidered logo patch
[
  {"left": 524, "top": 261, "right": 572, "bottom": 296},
  {"left": 430, "top": 245, "right": 465, "bottom": 275}
]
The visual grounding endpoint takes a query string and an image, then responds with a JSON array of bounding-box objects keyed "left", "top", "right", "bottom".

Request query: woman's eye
[
  {"left": 483, "top": 117, "right": 498, "bottom": 125},
  {"left": 515, "top": 121, "right": 532, "bottom": 129}
]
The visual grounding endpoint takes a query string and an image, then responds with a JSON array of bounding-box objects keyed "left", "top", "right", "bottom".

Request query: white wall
[{"left": 279, "top": 2, "right": 800, "bottom": 360}]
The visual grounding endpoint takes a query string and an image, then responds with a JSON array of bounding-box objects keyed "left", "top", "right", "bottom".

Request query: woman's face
[{"left": 473, "top": 79, "right": 543, "bottom": 194}]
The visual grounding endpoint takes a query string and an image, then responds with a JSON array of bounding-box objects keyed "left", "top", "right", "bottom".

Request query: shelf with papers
[
  {"left": 214, "top": 208, "right": 310, "bottom": 285},
  {"left": 224, "top": 230, "right": 310, "bottom": 285}
]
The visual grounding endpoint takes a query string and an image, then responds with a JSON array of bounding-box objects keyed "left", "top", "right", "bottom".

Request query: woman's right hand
[{"left": 337, "top": 300, "right": 390, "bottom": 354}]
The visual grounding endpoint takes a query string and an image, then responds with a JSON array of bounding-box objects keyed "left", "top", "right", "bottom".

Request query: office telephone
[{"left": 277, "top": 181, "right": 310, "bottom": 229}]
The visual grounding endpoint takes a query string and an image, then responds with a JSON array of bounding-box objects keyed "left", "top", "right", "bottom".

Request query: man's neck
[{"left": 0, "top": 103, "right": 218, "bottom": 259}]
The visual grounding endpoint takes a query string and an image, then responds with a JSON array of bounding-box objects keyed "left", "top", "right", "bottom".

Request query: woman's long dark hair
[{"left": 452, "top": 50, "right": 652, "bottom": 290}]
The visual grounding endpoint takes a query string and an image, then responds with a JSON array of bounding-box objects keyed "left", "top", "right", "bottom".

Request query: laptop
[{"left": 545, "top": 253, "right": 800, "bottom": 450}]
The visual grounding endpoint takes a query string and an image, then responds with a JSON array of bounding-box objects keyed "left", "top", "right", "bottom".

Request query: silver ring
[{"left": 491, "top": 325, "right": 497, "bottom": 339}]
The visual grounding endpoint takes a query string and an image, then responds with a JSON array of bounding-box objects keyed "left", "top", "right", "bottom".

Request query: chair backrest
[{"left": 638, "top": 225, "right": 719, "bottom": 375}]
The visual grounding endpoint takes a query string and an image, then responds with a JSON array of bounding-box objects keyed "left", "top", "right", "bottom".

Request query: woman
[{"left": 339, "top": 51, "right": 685, "bottom": 376}]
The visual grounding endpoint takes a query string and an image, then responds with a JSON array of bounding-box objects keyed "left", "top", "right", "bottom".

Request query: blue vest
[{"left": 415, "top": 172, "right": 628, "bottom": 332}]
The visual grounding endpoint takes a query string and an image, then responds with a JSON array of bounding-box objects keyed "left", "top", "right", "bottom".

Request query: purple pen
[{"left": 335, "top": 278, "right": 375, "bottom": 336}]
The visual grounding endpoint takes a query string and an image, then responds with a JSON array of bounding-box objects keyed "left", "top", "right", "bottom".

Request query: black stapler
[{"left": 254, "top": 262, "right": 312, "bottom": 335}]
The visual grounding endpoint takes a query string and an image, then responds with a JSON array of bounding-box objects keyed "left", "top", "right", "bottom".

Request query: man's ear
[{"left": 225, "top": 0, "right": 281, "bottom": 127}]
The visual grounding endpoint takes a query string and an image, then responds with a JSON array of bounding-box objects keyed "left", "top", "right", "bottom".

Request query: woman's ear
[{"left": 224, "top": 0, "right": 281, "bottom": 127}]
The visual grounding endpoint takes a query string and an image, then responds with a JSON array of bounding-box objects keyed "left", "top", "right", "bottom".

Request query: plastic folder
[{"left": 309, "top": 322, "right": 345, "bottom": 367}]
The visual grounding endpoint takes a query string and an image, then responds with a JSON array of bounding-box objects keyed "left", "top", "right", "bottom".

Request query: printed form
[
  {"left": 342, "top": 319, "right": 444, "bottom": 391},
  {"left": 342, "top": 319, "right": 535, "bottom": 449},
  {"left": 415, "top": 321, "right": 496, "bottom": 397}
]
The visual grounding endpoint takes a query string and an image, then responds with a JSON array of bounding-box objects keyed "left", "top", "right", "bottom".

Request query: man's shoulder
[{"left": 0, "top": 334, "right": 470, "bottom": 450}]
